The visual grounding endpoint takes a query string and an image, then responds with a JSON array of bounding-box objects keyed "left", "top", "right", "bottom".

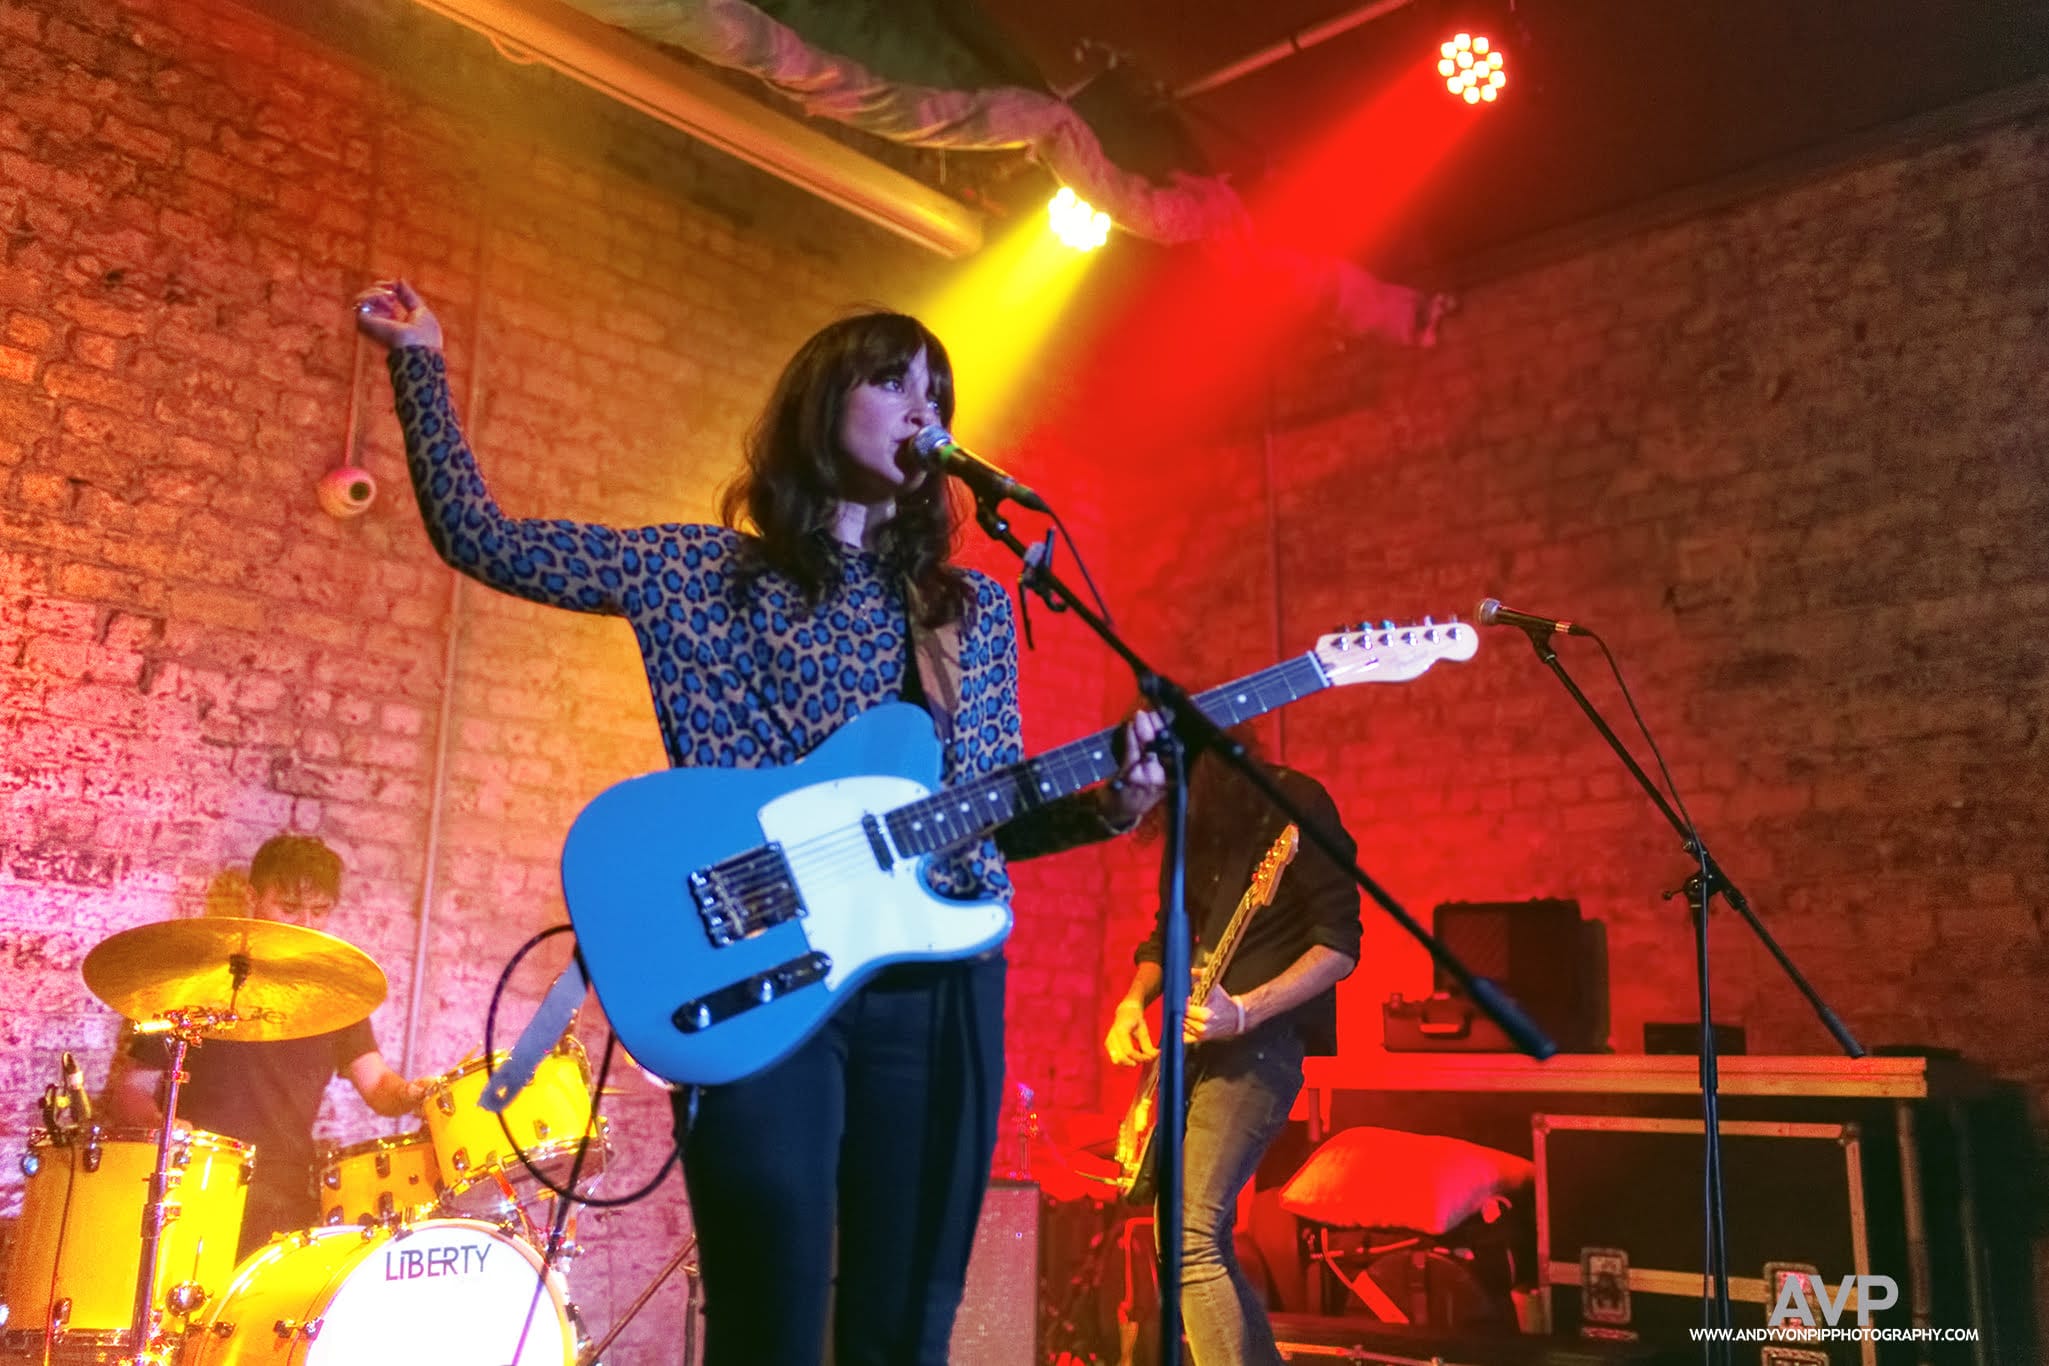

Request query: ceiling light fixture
[
  {"left": 1048, "top": 187, "right": 1112, "bottom": 251},
  {"left": 1439, "top": 32, "right": 1507, "bottom": 104}
]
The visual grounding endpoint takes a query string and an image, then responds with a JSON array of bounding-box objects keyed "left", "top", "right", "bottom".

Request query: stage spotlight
[
  {"left": 1048, "top": 186, "right": 1112, "bottom": 252},
  {"left": 1438, "top": 32, "right": 1507, "bottom": 104}
]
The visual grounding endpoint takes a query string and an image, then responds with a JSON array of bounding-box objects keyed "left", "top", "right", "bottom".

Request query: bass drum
[{"left": 184, "top": 1220, "right": 574, "bottom": 1366}]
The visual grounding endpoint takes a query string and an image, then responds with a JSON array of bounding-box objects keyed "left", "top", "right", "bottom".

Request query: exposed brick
[{"left": 13, "top": 1, "right": 2038, "bottom": 1353}]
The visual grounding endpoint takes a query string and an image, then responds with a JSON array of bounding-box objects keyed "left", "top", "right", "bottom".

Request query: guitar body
[
  {"left": 557, "top": 619, "right": 1475, "bottom": 1088},
  {"left": 560, "top": 703, "right": 1011, "bottom": 1086},
  {"left": 1114, "top": 1059, "right": 1163, "bottom": 1205}
]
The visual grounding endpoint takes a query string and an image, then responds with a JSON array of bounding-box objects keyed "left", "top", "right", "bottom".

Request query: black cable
[
  {"left": 1585, "top": 630, "right": 1727, "bottom": 1355},
  {"left": 1050, "top": 509, "right": 1115, "bottom": 626},
  {"left": 482, "top": 923, "right": 680, "bottom": 1210}
]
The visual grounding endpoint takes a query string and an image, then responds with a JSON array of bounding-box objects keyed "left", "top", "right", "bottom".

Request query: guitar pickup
[{"left": 671, "top": 952, "right": 832, "bottom": 1034}]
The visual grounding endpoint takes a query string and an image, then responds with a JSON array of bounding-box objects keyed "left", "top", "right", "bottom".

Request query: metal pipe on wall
[
  {"left": 409, "top": 0, "right": 981, "bottom": 258},
  {"left": 398, "top": 197, "right": 494, "bottom": 1084}
]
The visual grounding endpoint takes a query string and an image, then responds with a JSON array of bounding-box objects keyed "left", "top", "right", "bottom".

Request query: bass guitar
[
  {"left": 561, "top": 617, "right": 1477, "bottom": 1085},
  {"left": 1112, "top": 822, "right": 1300, "bottom": 1203}
]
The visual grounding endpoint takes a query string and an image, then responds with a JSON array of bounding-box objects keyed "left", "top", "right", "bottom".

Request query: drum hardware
[
  {"left": 318, "top": 1132, "right": 439, "bottom": 1228},
  {"left": 70, "top": 915, "right": 390, "bottom": 1366},
  {"left": 574, "top": 1234, "right": 698, "bottom": 1366},
  {"left": 421, "top": 1040, "right": 608, "bottom": 1220},
  {"left": 131, "top": 1010, "right": 223, "bottom": 1366},
  {"left": 80, "top": 917, "right": 388, "bottom": 1045},
  {"left": 2, "top": 1122, "right": 253, "bottom": 1363}
]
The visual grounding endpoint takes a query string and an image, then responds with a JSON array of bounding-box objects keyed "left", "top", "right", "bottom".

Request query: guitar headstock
[
  {"left": 1313, "top": 617, "right": 1479, "bottom": 687},
  {"left": 1248, "top": 824, "right": 1301, "bottom": 909}
]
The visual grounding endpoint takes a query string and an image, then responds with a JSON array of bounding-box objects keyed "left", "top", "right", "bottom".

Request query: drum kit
[{"left": 1, "top": 917, "right": 612, "bottom": 1366}]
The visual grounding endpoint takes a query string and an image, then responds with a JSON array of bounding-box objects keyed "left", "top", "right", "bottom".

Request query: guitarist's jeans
[
  {"left": 1172, "top": 1020, "right": 1306, "bottom": 1366},
  {"left": 672, "top": 955, "right": 1006, "bottom": 1366}
]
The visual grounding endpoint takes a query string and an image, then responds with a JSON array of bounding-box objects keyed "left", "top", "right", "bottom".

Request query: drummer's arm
[{"left": 344, "top": 1051, "right": 429, "bottom": 1118}]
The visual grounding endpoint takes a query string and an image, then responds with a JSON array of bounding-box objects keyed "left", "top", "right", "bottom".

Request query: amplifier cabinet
[
  {"left": 1535, "top": 1114, "right": 1889, "bottom": 1366},
  {"left": 949, "top": 1179, "right": 1040, "bottom": 1366}
]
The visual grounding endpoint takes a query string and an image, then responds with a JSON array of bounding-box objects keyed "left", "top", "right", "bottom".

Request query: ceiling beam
[{"left": 411, "top": 0, "right": 984, "bottom": 258}]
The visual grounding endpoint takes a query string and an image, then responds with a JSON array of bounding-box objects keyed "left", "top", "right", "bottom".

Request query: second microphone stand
[
  {"left": 1514, "top": 623, "right": 1863, "bottom": 1351},
  {"left": 966, "top": 490, "right": 1558, "bottom": 1366}
]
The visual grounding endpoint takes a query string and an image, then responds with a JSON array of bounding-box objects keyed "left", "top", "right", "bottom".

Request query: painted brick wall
[
  {"left": 1100, "top": 101, "right": 2049, "bottom": 1337},
  {"left": 0, "top": 0, "right": 1118, "bottom": 1357}
]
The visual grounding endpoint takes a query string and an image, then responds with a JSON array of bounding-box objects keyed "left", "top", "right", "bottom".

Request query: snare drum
[
  {"left": 2, "top": 1126, "right": 252, "bottom": 1353},
  {"left": 422, "top": 1040, "right": 607, "bottom": 1216},
  {"left": 184, "top": 1219, "right": 573, "bottom": 1365},
  {"left": 318, "top": 1130, "right": 440, "bottom": 1226}
]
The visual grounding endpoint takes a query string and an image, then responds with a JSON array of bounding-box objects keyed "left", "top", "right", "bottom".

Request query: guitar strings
[{"left": 689, "top": 656, "right": 1335, "bottom": 933}]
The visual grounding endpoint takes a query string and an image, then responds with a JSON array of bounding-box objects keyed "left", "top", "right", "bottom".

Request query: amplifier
[
  {"left": 949, "top": 1180, "right": 1040, "bottom": 1366},
  {"left": 1383, "top": 900, "right": 1607, "bottom": 1053}
]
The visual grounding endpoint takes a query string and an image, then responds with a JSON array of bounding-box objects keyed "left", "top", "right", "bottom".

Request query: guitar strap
[{"left": 906, "top": 586, "right": 964, "bottom": 748}]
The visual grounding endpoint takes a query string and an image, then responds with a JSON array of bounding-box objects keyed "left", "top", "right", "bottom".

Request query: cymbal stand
[
  {"left": 576, "top": 1235, "right": 697, "bottom": 1366},
  {"left": 126, "top": 1005, "right": 236, "bottom": 1366}
]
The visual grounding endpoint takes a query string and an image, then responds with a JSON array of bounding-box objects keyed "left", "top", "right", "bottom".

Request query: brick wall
[
  {"left": 1100, "top": 99, "right": 2049, "bottom": 1338},
  {"left": 0, "top": 0, "right": 1119, "bottom": 1357},
  {"left": 6, "top": 0, "right": 2044, "bottom": 1351}
]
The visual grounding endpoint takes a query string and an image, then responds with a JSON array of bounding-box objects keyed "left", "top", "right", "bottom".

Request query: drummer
[{"left": 106, "top": 834, "right": 429, "bottom": 1256}]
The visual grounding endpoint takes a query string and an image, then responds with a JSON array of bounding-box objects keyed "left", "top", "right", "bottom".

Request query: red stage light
[{"left": 1439, "top": 32, "right": 1507, "bottom": 104}]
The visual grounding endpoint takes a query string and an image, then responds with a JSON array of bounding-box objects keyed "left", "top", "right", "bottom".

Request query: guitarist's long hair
[
  {"left": 720, "top": 311, "right": 972, "bottom": 627},
  {"left": 1141, "top": 726, "right": 1272, "bottom": 850}
]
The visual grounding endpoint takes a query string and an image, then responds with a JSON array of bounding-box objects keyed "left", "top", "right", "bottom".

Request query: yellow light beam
[{"left": 911, "top": 209, "right": 1102, "bottom": 441}]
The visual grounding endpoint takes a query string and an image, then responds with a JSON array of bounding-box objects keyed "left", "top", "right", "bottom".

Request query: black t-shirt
[
  {"left": 1137, "top": 765, "right": 1363, "bottom": 1055},
  {"left": 129, "top": 1020, "right": 377, "bottom": 1192}
]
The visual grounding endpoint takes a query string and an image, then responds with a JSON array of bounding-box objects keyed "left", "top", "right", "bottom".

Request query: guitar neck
[
  {"left": 884, "top": 653, "right": 1330, "bottom": 859},
  {"left": 1192, "top": 824, "right": 1296, "bottom": 999},
  {"left": 1193, "top": 868, "right": 1263, "bottom": 1000}
]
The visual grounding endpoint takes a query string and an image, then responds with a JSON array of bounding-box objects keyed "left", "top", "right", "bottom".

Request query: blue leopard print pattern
[{"left": 387, "top": 347, "right": 1110, "bottom": 902}]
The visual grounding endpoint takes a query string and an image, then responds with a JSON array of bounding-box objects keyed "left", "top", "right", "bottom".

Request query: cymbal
[{"left": 83, "top": 917, "right": 387, "bottom": 1043}]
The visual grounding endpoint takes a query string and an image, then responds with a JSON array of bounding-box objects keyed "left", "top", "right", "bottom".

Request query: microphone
[
  {"left": 911, "top": 426, "right": 1049, "bottom": 513},
  {"left": 1475, "top": 597, "right": 1591, "bottom": 637},
  {"left": 60, "top": 1051, "right": 92, "bottom": 1124}
]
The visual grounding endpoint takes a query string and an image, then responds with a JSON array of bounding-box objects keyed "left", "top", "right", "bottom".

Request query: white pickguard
[{"left": 755, "top": 775, "right": 1012, "bottom": 992}]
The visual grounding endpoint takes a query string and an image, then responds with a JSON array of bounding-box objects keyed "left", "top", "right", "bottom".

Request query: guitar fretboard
[{"left": 884, "top": 652, "right": 1330, "bottom": 858}]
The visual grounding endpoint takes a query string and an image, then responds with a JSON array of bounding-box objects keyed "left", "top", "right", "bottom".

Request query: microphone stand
[
  {"left": 964, "top": 492, "right": 1557, "bottom": 1366},
  {"left": 1512, "top": 625, "right": 1863, "bottom": 1353}
]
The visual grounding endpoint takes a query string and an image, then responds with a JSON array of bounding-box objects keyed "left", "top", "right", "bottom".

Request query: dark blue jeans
[
  {"left": 1165, "top": 1020, "right": 1305, "bottom": 1366},
  {"left": 673, "top": 956, "right": 1005, "bottom": 1366}
]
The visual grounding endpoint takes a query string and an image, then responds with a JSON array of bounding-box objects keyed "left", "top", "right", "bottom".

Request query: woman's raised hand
[{"left": 353, "top": 278, "right": 443, "bottom": 352}]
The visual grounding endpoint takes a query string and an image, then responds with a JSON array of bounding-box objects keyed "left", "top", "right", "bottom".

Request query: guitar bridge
[
  {"left": 672, "top": 952, "right": 831, "bottom": 1033},
  {"left": 688, "top": 842, "right": 803, "bottom": 947}
]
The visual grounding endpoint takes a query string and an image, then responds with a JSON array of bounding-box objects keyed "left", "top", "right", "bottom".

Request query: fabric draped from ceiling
[{"left": 565, "top": 0, "right": 1444, "bottom": 345}]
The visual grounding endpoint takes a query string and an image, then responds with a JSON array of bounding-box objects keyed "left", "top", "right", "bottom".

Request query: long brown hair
[
  {"left": 719, "top": 311, "right": 970, "bottom": 626},
  {"left": 1141, "top": 725, "right": 1272, "bottom": 846}
]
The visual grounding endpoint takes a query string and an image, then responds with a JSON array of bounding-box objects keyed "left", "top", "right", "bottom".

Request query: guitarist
[
  {"left": 355, "top": 282, "right": 1167, "bottom": 1366},
  {"left": 1106, "top": 747, "right": 1361, "bottom": 1365}
]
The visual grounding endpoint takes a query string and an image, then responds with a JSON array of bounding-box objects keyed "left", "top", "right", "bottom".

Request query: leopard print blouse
[{"left": 386, "top": 347, "right": 1110, "bottom": 902}]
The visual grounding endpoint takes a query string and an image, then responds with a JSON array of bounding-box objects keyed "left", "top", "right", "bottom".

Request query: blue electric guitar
[{"left": 560, "top": 618, "right": 1478, "bottom": 1085}]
